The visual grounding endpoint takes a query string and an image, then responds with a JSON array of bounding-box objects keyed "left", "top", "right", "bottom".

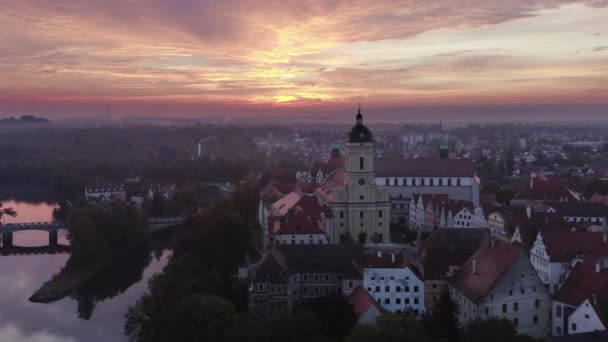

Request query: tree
[
  {"left": 0, "top": 202, "right": 16, "bottom": 222},
  {"left": 462, "top": 318, "right": 535, "bottom": 342},
  {"left": 505, "top": 149, "right": 514, "bottom": 176},
  {"left": 296, "top": 294, "right": 358, "bottom": 341},
  {"left": 423, "top": 289, "right": 460, "bottom": 342},
  {"left": 348, "top": 313, "right": 430, "bottom": 342}
]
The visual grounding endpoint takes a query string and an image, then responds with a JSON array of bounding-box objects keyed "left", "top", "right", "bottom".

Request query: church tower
[{"left": 331, "top": 107, "right": 391, "bottom": 243}]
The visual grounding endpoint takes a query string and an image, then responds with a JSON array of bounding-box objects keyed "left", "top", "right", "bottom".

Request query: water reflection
[{"left": 0, "top": 199, "right": 171, "bottom": 342}]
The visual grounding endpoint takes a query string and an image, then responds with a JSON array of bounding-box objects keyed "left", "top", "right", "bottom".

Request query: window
[
  {"left": 457, "top": 178, "right": 461, "bottom": 186},
  {"left": 314, "top": 287, "right": 320, "bottom": 295},
  {"left": 533, "top": 315, "right": 538, "bottom": 323},
  {"left": 385, "top": 298, "right": 390, "bottom": 304},
  {"left": 585, "top": 314, "right": 590, "bottom": 319},
  {"left": 257, "top": 283, "right": 264, "bottom": 291},
  {"left": 509, "top": 290, "right": 513, "bottom": 296},
  {"left": 405, "top": 298, "right": 410, "bottom": 304},
  {"left": 432, "top": 284, "right": 437, "bottom": 289},
  {"left": 502, "top": 304, "right": 507, "bottom": 313},
  {"left": 396, "top": 286, "right": 401, "bottom": 292},
  {"left": 405, "top": 286, "right": 410, "bottom": 292},
  {"left": 359, "top": 157, "right": 364, "bottom": 170},
  {"left": 571, "top": 323, "right": 577, "bottom": 331},
  {"left": 414, "top": 298, "right": 419, "bottom": 304},
  {"left": 314, "top": 274, "right": 320, "bottom": 282},
  {"left": 484, "top": 307, "right": 489, "bottom": 315},
  {"left": 396, "top": 298, "right": 401, "bottom": 304},
  {"left": 556, "top": 327, "right": 562, "bottom": 335},
  {"left": 513, "top": 302, "right": 518, "bottom": 312},
  {"left": 412, "top": 178, "right": 416, "bottom": 186},
  {"left": 535, "top": 299, "right": 540, "bottom": 308},
  {"left": 448, "top": 178, "right": 452, "bottom": 186},
  {"left": 359, "top": 195, "right": 364, "bottom": 200},
  {"left": 324, "top": 274, "right": 329, "bottom": 282},
  {"left": 439, "top": 178, "right": 443, "bottom": 186},
  {"left": 304, "top": 287, "right": 308, "bottom": 294},
  {"left": 360, "top": 211, "right": 364, "bottom": 218},
  {"left": 513, "top": 318, "right": 518, "bottom": 327},
  {"left": 385, "top": 178, "right": 389, "bottom": 185},
  {"left": 303, "top": 274, "right": 309, "bottom": 281},
  {"left": 520, "top": 288, "right": 525, "bottom": 295},
  {"left": 430, "top": 178, "right": 434, "bottom": 186},
  {"left": 394, "top": 178, "right": 398, "bottom": 185},
  {"left": 433, "top": 296, "right": 438, "bottom": 303},
  {"left": 421, "top": 178, "right": 426, "bottom": 186},
  {"left": 348, "top": 280, "right": 354, "bottom": 289},
  {"left": 375, "top": 286, "right": 380, "bottom": 293},
  {"left": 276, "top": 286, "right": 283, "bottom": 294},
  {"left": 556, "top": 305, "right": 562, "bottom": 318},
  {"left": 414, "top": 286, "right": 419, "bottom": 293},
  {"left": 379, "top": 210, "right": 383, "bottom": 218},
  {"left": 385, "top": 286, "right": 390, "bottom": 292}
]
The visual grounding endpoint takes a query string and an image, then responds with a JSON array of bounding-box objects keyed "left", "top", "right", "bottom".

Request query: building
[
  {"left": 409, "top": 194, "right": 448, "bottom": 231},
  {"left": 552, "top": 251, "right": 608, "bottom": 336},
  {"left": 530, "top": 231, "right": 608, "bottom": 294},
  {"left": 545, "top": 202, "right": 608, "bottom": 224},
  {"left": 418, "top": 228, "right": 490, "bottom": 312},
  {"left": 274, "top": 211, "right": 329, "bottom": 245},
  {"left": 348, "top": 286, "right": 383, "bottom": 325},
  {"left": 361, "top": 250, "right": 425, "bottom": 314},
  {"left": 315, "top": 110, "right": 391, "bottom": 243},
  {"left": 437, "top": 200, "right": 476, "bottom": 228},
  {"left": 248, "top": 244, "right": 364, "bottom": 316},
  {"left": 84, "top": 182, "right": 126, "bottom": 201},
  {"left": 374, "top": 158, "right": 480, "bottom": 225},
  {"left": 448, "top": 240, "right": 551, "bottom": 337},
  {"left": 512, "top": 176, "right": 580, "bottom": 206}
]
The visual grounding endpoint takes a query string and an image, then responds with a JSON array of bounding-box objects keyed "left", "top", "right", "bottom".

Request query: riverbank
[{"left": 29, "top": 268, "right": 95, "bottom": 303}]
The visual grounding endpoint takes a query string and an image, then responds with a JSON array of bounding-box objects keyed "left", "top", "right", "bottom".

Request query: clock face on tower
[{"left": 358, "top": 179, "right": 366, "bottom": 185}]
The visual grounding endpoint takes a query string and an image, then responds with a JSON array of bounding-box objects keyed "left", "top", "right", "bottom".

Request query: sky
[{"left": 1, "top": 0, "right": 608, "bottom": 122}]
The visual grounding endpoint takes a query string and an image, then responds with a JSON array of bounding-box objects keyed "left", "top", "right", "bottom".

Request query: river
[{"left": 0, "top": 199, "right": 170, "bottom": 342}]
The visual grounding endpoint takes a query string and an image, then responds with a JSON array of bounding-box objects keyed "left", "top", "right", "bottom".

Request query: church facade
[{"left": 317, "top": 110, "right": 391, "bottom": 243}]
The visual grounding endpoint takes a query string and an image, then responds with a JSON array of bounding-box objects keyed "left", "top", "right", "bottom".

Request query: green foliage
[
  {"left": 65, "top": 201, "right": 148, "bottom": 270},
  {"left": 296, "top": 294, "right": 358, "bottom": 341},
  {"left": 422, "top": 289, "right": 460, "bottom": 342},
  {"left": 348, "top": 313, "right": 430, "bottom": 342},
  {"left": 462, "top": 318, "right": 535, "bottom": 342},
  {"left": 0, "top": 202, "right": 16, "bottom": 221}
]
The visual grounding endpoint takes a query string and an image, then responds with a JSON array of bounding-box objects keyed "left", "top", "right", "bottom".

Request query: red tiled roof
[
  {"left": 315, "top": 169, "right": 345, "bottom": 203},
  {"left": 360, "top": 251, "right": 405, "bottom": 268},
  {"left": 542, "top": 232, "right": 608, "bottom": 262},
  {"left": 348, "top": 286, "right": 383, "bottom": 317},
  {"left": 514, "top": 178, "right": 580, "bottom": 202},
  {"left": 554, "top": 251, "right": 608, "bottom": 325},
  {"left": 295, "top": 195, "right": 333, "bottom": 219},
  {"left": 296, "top": 182, "right": 319, "bottom": 194},
  {"left": 276, "top": 211, "right": 325, "bottom": 235},
  {"left": 271, "top": 191, "right": 302, "bottom": 216},
  {"left": 375, "top": 158, "right": 475, "bottom": 177},
  {"left": 449, "top": 240, "right": 521, "bottom": 303}
]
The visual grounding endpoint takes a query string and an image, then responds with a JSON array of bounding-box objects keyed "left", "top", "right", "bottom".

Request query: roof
[
  {"left": 546, "top": 201, "right": 608, "bottom": 218},
  {"left": 375, "top": 158, "right": 475, "bottom": 177},
  {"left": 271, "top": 191, "right": 302, "bottom": 216},
  {"left": 315, "top": 169, "right": 345, "bottom": 203},
  {"left": 276, "top": 211, "right": 325, "bottom": 235},
  {"left": 514, "top": 177, "right": 580, "bottom": 202},
  {"left": 295, "top": 195, "right": 332, "bottom": 219},
  {"left": 252, "top": 252, "right": 288, "bottom": 284},
  {"left": 347, "top": 112, "right": 373, "bottom": 143},
  {"left": 360, "top": 251, "right": 406, "bottom": 269},
  {"left": 420, "top": 228, "right": 489, "bottom": 280},
  {"left": 448, "top": 240, "right": 522, "bottom": 303},
  {"left": 554, "top": 252, "right": 608, "bottom": 325},
  {"left": 542, "top": 232, "right": 608, "bottom": 262},
  {"left": 348, "top": 286, "right": 383, "bottom": 317},
  {"left": 274, "top": 244, "right": 364, "bottom": 278}
]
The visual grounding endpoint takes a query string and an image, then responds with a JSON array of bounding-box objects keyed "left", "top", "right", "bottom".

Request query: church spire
[{"left": 356, "top": 103, "right": 363, "bottom": 124}]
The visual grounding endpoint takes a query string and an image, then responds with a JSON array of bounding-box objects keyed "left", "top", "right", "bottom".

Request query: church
[{"left": 314, "top": 109, "right": 391, "bottom": 243}]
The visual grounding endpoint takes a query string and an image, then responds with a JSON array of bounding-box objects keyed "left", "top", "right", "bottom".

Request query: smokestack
[
  {"left": 377, "top": 251, "right": 382, "bottom": 258},
  {"left": 391, "top": 253, "right": 395, "bottom": 263},
  {"left": 596, "top": 261, "right": 601, "bottom": 273},
  {"left": 592, "top": 294, "right": 598, "bottom": 305},
  {"left": 472, "top": 259, "right": 478, "bottom": 275}
]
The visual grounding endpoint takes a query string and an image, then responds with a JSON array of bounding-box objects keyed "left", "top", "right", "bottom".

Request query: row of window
[
  {"left": 339, "top": 210, "right": 384, "bottom": 219},
  {"left": 383, "top": 177, "right": 463, "bottom": 187},
  {"left": 500, "top": 299, "right": 542, "bottom": 314},
  {"left": 377, "top": 297, "right": 420, "bottom": 305},
  {"left": 369, "top": 285, "right": 419, "bottom": 293},
  {"left": 370, "top": 275, "right": 411, "bottom": 281}
]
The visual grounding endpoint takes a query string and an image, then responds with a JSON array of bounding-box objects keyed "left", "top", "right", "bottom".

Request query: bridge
[
  {"left": 0, "top": 244, "right": 70, "bottom": 256},
  {"left": 0, "top": 217, "right": 187, "bottom": 247}
]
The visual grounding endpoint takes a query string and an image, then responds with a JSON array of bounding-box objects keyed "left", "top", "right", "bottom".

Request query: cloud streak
[{"left": 0, "top": 0, "right": 607, "bottom": 118}]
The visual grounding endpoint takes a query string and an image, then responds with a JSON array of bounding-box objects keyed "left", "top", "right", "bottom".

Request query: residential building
[
  {"left": 418, "top": 228, "right": 490, "bottom": 312},
  {"left": 512, "top": 176, "right": 580, "bottom": 206},
  {"left": 248, "top": 244, "right": 363, "bottom": 316},
  {"left": 448, "top": 240, "right": 551, "bottom": 337},
  {"left": 545, "top": 202, "right": 608, "bottom": 224},
  {"left": 361, "top": 250, "right": 425, "bottom": 314},
  {"left": 552, "top": 252, "right": 608, "bottom": 336},
  {"left": 530, "top": 231, "right": 608, "bottom": 293},
  {"left": 274, "top": 211, "right": 329, "bottom": 245},
  {"left": 84, "top": 182, "right": 126, "bottom": 201},
  {"left": 348, "top": 286, "right": 383, "bottom": 325}
]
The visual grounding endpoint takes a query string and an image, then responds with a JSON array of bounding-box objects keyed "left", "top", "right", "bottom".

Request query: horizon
[{"left": 1, "top": 1, "right": 608, "bottom": 120}]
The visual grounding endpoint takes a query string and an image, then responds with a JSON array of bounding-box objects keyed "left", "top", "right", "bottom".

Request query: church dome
[{"left": 347, "top": 109, "right": 373, "bottom": 143}]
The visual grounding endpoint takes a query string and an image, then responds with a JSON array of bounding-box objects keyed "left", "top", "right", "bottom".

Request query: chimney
[
  {"left": 391, "top": 253, "right": 395, "bottom": 263},
  {"left": 530, "top": 176, "right": 534, "bottom": 189},
  {"left": 377, "top": 251, "right": 382, "bottom": 258},
  {"left": 472, "top": 259, "right": 478, "bottom": 275},
  {"left": 596, "top": 260, "right": 601, "bottom": 273},
  {"left": 526, "top": 206, "right": 532, "bottom": 219},
  {"left": 592, "top": 294, "right": 598, "bottom": 305}
]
